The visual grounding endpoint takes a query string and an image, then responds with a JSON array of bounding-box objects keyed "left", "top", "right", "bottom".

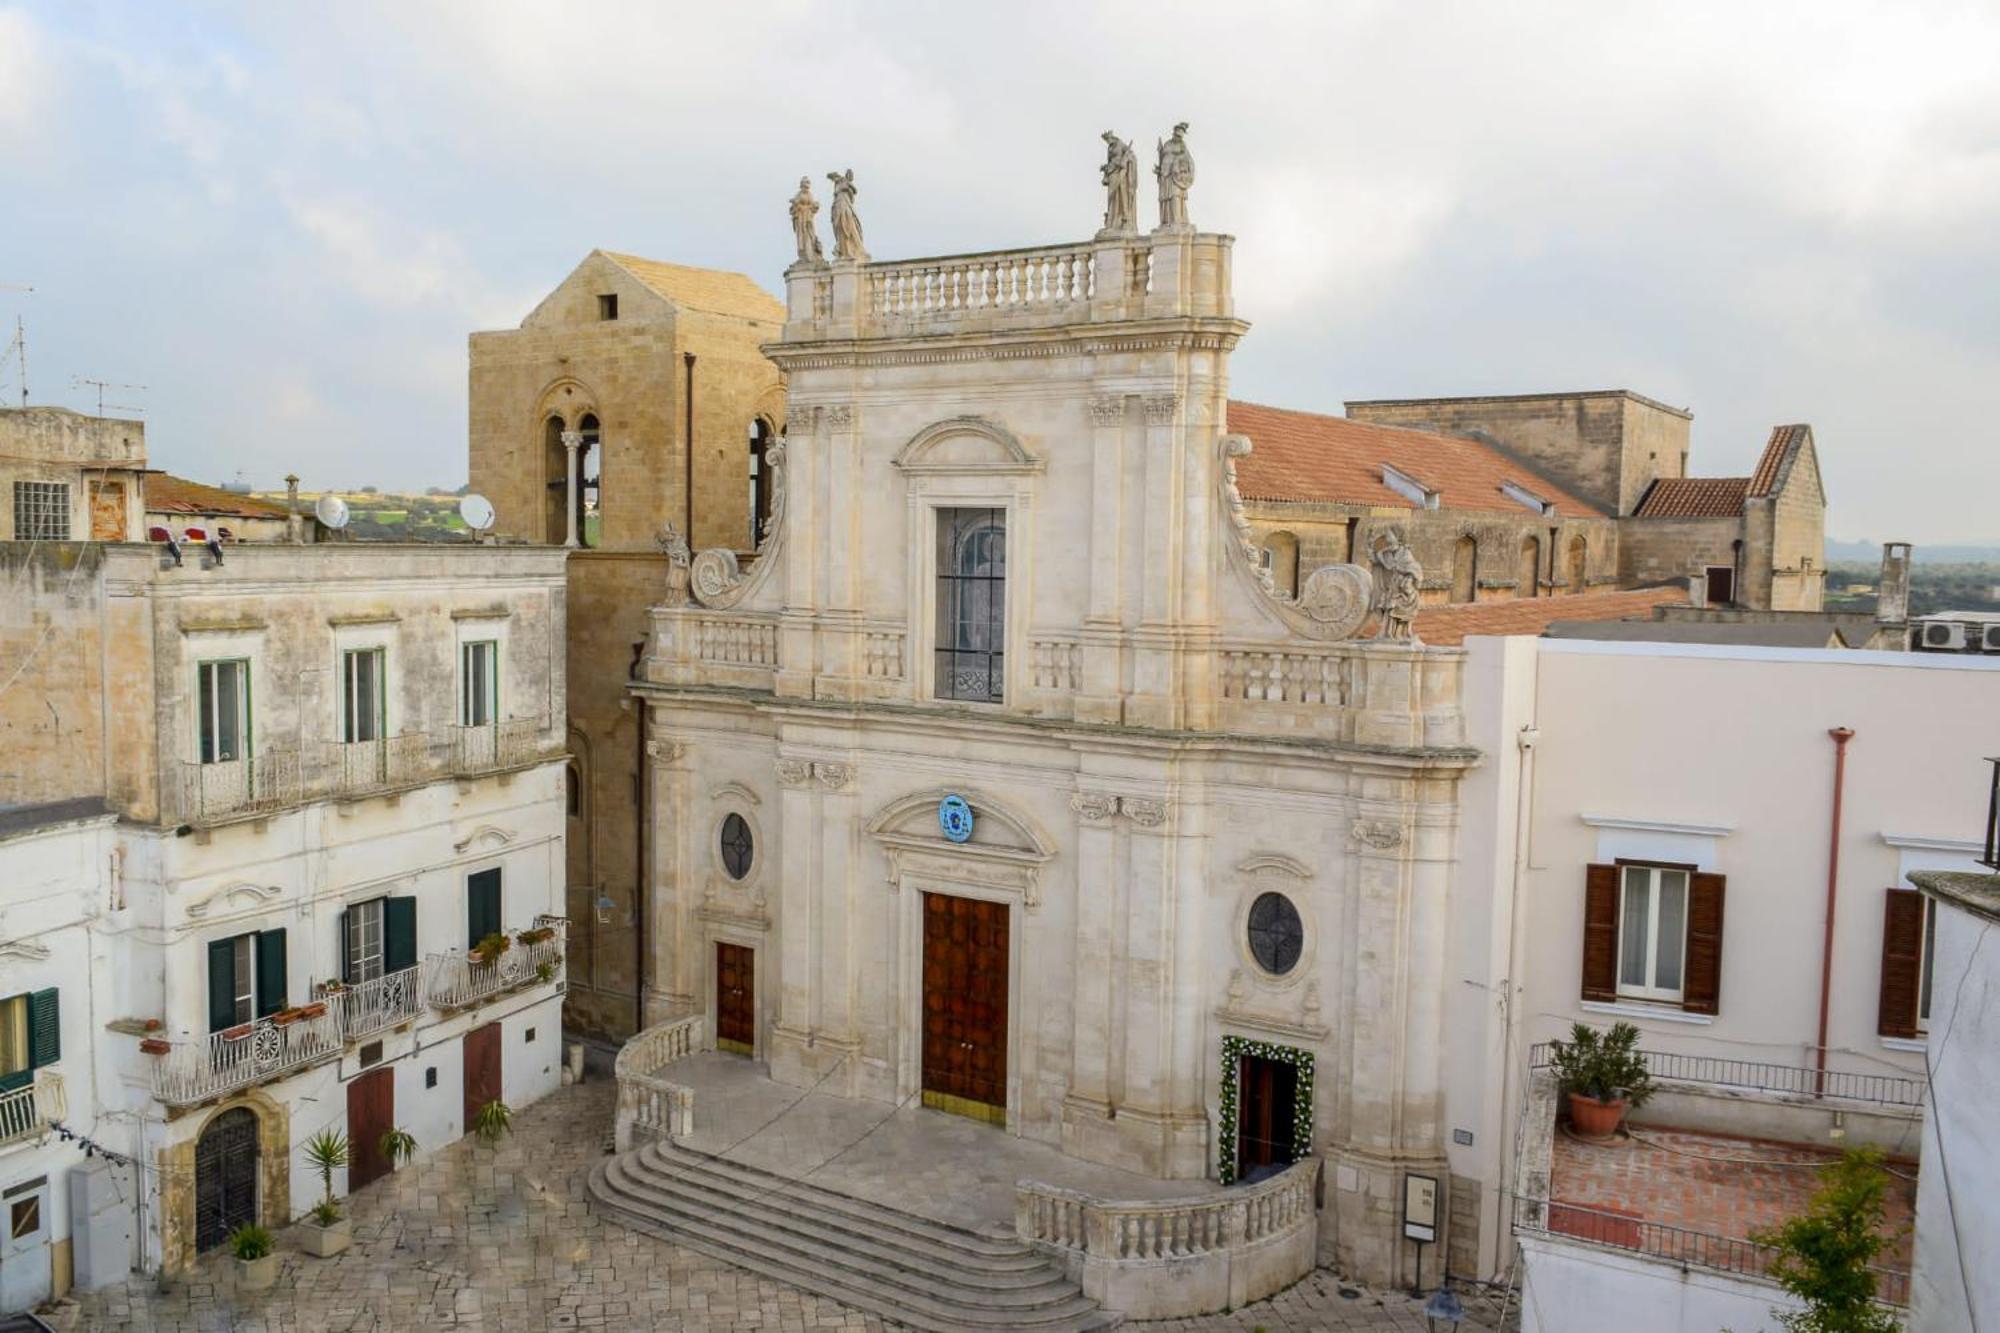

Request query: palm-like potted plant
[
  {"left": 379, "top": 1125, "right": 419, "bottom": 1171},
  {"left": 230, "top": 1222, "right": 277, "bottom": 1291},
  {"left": 1549, "top": 1020, "right": 1655, "bottom": 1138},
  {"left": 471, "top": 1098, "right": 512, "bottom": 1146},
  {"left": 299, "top": 1128, "right": 351, "bottom": 1257}
]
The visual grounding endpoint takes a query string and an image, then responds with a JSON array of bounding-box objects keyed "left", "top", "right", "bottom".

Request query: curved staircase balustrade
[
  {"left": 1015, "top": 1156, "right": 1321, "bottom": 1320},
  {"left": 613, "top": 1012, "right": 704, "bottom": 1152}
]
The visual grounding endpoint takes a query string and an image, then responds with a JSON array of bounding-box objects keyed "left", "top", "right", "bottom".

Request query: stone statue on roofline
[
  {"left": 1369, "top": 527, "right": 1422, "bottom": 643},
  {"left": 788, "top": 176, "right": 824, "bottom": 265},
  {"left": 1099, "top": 131, "right": 1139, "bottom": 236},
  {"left": 1155, "top": 122, "right": 1195, "bottom": 230},
  {"left": 827, "top": 169, "right": 866, "bottom": 263},
  {"left": 657, "top": 521, "right": 692, "bottom": 607}
]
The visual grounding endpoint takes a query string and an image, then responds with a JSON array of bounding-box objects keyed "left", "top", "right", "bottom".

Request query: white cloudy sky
[{"left": 3, "top": 1, "right": 1997, "bottom": 541}]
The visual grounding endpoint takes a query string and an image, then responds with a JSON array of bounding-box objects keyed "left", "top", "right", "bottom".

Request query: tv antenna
[
  {"left": 0, "top": 283, "right": 30, "bottom": 408},
  {"left": 72, "top": 375, "right": 147, "bottom": 418}
]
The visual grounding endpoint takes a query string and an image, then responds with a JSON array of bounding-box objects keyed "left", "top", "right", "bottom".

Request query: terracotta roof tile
[
  {"left": 599, "top": 252, "right": 784, "bottom": 322},
  {"left": 1749, "top": 424, "right": 1809, "bottom": 497},
  {"left": 143, "top": 473, "right": 290, "bottom": 519},
  {"left": 1226, "top": 400, "right": 1603, "bottom": 518},
  {"left": 1632, "top": 477, "right": 1748, "bottom": 519},
  {"left": 1399, "top": 585, "right": 1691, "bottom": 646}
]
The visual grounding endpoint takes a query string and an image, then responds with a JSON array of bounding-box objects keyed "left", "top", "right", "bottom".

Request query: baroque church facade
[{"left": 629, "top": 177, "right": 1475, "bottom": 1283}]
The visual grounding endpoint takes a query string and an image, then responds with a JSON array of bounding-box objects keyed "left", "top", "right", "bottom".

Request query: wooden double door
[
  {"left": 716, "top": 942, "right": 755, "bottom": 1055},
  {"left": 347, "top": 1067, "right": 396, "bottom": 1192},
  {"left": 920, "top": 892, "right": 1009, "bottom": 1125},
  {"left": 1236, "top": 1054, "right": 1299, "bottom": 1184},
  {"left": 463, "top": 1022, "right": 502, "bottom": 1134}
]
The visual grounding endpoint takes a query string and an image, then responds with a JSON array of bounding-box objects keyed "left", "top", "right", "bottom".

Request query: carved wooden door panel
[
  {"left": 716, "top": 942, "right": 755, "bottom": 1055},
  {"left": 346, "top": 1067, "right": 396, "bottom": 1192},
  {"left": 920, "top": 892, "right": 1008, "bottom": 1124}
]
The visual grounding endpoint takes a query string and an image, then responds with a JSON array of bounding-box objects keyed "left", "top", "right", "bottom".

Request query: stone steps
[{"left": 587, "top": 1138, "right": 1120, "bottom": 1331}]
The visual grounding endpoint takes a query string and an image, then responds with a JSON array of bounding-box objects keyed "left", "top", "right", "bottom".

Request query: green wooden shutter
[
  {"left": 255, "top": 929, "right": 288, "bottom": 1017},
  {"left": 208, "top": 938, "right": 237, "bottom": 1032},
  {"left": 468, "top": 869, "right": 502, "bottom": 949},
  {"left": 27, "top": 989, "right": 59, "bottom": 1068},
  {"left": 385, "top": 897, "right": 418, "bottom": 973},
  {"left": 339, "top": 909, "right": 355, "bottom": 985}
]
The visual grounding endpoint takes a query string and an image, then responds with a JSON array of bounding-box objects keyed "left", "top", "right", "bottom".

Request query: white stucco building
[{"left": 0, "top": 539, "right": 569, "bottom": 1293}]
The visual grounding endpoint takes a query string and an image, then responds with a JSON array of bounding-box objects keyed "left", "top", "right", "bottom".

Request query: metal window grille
[
  {"left": 934, "top": 507, "right": 1006, "bottom": 703},
  {"left": 12, "top": 482, "right": 69, "bottom": 541}
]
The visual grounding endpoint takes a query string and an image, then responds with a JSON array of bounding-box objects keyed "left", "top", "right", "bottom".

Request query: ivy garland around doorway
[{"left": 1216, "top": 1035, "right": 1315, "bottom": 1185}]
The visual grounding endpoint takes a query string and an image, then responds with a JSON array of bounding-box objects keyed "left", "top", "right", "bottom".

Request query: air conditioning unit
[
  {"left": 1920, "top": 620, "right": 1966, "bottom": 651},
  {"left": 1982, "top": 623, "right": 2000, "bottom": 654}
]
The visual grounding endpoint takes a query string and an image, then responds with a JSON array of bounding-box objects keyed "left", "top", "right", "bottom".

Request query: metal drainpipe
[
  {"left": 1816, "top": 727, "right": 1855, "bottom": 1097},
  {"left": 682, "top": 353, "right": 697, "bottom": 543}
]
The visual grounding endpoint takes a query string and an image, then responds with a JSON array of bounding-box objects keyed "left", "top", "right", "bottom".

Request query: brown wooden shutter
[
  {"left": 1877, "top": 888, "right": 1924, "bottom": 1039},
  {"left": 1582, "top": 863, "right": 1620, "bottom": 1001},
  {"left": 1682, "top": 872, "right": 1726, "bottom": 1015}
]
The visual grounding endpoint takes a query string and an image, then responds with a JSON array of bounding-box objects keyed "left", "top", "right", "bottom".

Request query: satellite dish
[
  {"left": 315, "top": 495, "right": 350, "bottom": 530},
  {"left": 459, "top": 493, "right": 495, "bottom": 532}
]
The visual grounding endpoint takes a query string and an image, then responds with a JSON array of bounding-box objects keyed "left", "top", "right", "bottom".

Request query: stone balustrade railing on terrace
[
  {"left": 645, "top": 607, "right": 1464, "bottom": 749},
  {"left": 1016, "top": 1156, "right": 1321, "bottom": 1320},
  {"left": 613, "top": 1012, "right": 705, "bottom": 1152},
  {"left": 784, "top": 231, "right": 1231, "bottom": 341}
]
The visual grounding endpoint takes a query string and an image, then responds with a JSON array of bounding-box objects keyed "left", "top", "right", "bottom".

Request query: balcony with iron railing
[
  {"left": 328, "top": 964, "right": 424, "bottom": 1044},
  {"left": 0, "top": 1071, "right": 65, "bottom": 1149},
  {"left": 173, "top": 715, "right": 557, "bottom": 825},
  {"left": 151, "top": 1006, "right": 343, "bottom": 1108},
  {"left": 424, "top": 915, "right": 567, "bottom": 1011}
]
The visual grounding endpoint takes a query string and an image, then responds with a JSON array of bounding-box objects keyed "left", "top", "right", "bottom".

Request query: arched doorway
[
  {"left": 1565, "top": 535, "right": 1588, "bottom": 595},
  {"left": 1450, "top": 535, "right": 1477, "bottom": 603},
  {"left": 1518, "top": 536, "right": 1542, "bottom": 598},
  {"left": 194, "top": 1107, "right": 260, "bottom": 1252}
]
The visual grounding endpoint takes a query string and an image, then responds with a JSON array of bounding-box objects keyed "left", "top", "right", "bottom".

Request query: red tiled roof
[
  {"left": 144, "top": 473, "right": 290, "bottom": 519},
  {"left": 1749, "top": 424, "right": 1809, "bottom": 497},
  {"left": 1226, "top": 400, "right": 1603, "bottom": 518},
  {"left": 1399, "top": 585, "right": 1691, "bottom": 646},
  {"left": 1632, "top": 476, "right": 1748, "bottom": 519}
]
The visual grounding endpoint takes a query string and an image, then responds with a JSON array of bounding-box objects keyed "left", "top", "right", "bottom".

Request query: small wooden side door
[
  {"left": 462, "top": 1022, "right": 502, "bottom": 1134},
  {"left": 346, "top": 1067, "right": 396, "bottom": 1191},
  {"left": 715, "top": 943, "right": 755, "bottom": 1055}
]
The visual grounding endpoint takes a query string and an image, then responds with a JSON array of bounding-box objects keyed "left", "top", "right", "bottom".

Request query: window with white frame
[
  {"left": 197, "top": 659, "right": 250, "bottom": 764},
  {"left": 460, "top": 640, "right": 497, "bottom": 727},
  {"left": 933, "top": 507, "right": 1006, "bottom": 704},
  {"left": 1617, "top": 863, "right": 1689, "bottom": 1002},
  {"left": 341, "top": 647, "right": 385, "bottom": 744},
  {"left": 12, "top": 481, "right": 70, "bottom": 540},
  {"left": 347, "top": 899, "right": 385, "bottom": 983}
]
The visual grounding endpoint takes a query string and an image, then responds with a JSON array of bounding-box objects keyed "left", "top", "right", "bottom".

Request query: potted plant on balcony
[
  {"left": 535, "top": 960, "right": 557, "bottom": 985},
  {"left": 230, "top": 1222, "right": 277, "bottom": 1291},
  {"left": 299, "top": 1128, "right": 351, "bottom": 1257},
  {"left": 472, "top": 932, "right": 512, "bottom": 967},
  {"left": 297, "top": 1000, "right": 328, "bottom": 1020},
  {"left": 1549, "top": 1020, "right": 1654, "bottom": 1138},
  {"left": 516, "top": 924, "right": 556, "bottom": 947},
  {"left": 271, "top": 1006, "right": 304, "bottom": 1028}
]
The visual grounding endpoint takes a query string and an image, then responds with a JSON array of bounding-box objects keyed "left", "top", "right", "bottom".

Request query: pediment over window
[{"left": 892, "top": 417, "right": 1044, "bottom": 476}]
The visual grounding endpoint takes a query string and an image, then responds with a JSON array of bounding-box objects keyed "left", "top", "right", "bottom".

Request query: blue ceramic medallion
[{"left": 938, "top": 794, "right": 974, "bottom": 843}]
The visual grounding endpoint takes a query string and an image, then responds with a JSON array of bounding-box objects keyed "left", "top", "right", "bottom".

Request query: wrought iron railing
[
  {"left": 425, "top": 915, "right": 566, "bottom": 1010},
  {"left": 178, "top": 752, "right": 303, "bottom": 822},
  {"left": 332, "top": 964, "right": 423, "bottom": 1042},
  {"left": 152, "top": 1008, "right": 342, "bottom": 1106},
  {"left": 1528, "top": 1042, "right": 1926, "bottom": 1107},
  {"left": 1514, "top": 1192, "right": 1909, "bottom": 1307},
  {"left": 0, "top": 1071, "right": 64, "bottom": 1148},
  {"left": 449, "top": 716, "right": 548, "bottom": 776},
  {"left": 324, "top": 733, "right": 439, "bottom": 796}
]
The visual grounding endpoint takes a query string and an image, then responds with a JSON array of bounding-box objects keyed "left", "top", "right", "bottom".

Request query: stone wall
[
  {"left": 1447, "top": 1173, "right": 1482, "bottom": 1281},
  {"left": 0, "top": 543, "right": 115, "bottom": 806},
  {"left": 156, "top": 1089, "right": 291, "bottom": 1275},
  {"left": 1615, "top": 515, "right": 1741, "bottom": 595},
  {"left": 1765, "top": 453, "right": 1826, "bottom": 611},
  {"left": 1346, "top": 391, "right": 1690, "bottom": 519},
  {"left": 1, "top": 408, "right": 148, "bottom": 540}
]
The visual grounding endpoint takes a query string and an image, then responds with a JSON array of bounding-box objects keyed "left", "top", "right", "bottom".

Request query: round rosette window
[
  {"left": 719, "top": 812, "right": 754, "bottom": 880},
  {"left": 937, "top": 794, "right": 974, "bottom": 844},
  {"left": 1247, "top": 891, "right": 1304, "bottom": 976}
]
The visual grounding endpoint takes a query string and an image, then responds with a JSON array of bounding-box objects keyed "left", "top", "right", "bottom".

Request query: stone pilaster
[{"left": 643, "top": 711, "right": 694, "bottom": 1022}]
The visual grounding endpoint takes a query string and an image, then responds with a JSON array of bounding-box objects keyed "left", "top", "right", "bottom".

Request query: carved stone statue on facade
[
  {"left": 1369, "top": 528, "right": 1423, "bottom": 643},
  {"left": 1099, "top": 131, "right": 1138, "bottom": 235},
  {"left": 657, "top": 521, "right": 692, "bottom": 606},
  {"left": 788, "top": 176, "right": 824, "bottom": 265},
  {"left": 1155, "top": 122, "right": 1195, "bottom": 229},
  {"left": 827, "top": 169, "right": 866, "bottom": 262}
]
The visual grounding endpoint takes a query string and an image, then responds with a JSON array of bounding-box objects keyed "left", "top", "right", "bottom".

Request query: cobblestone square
[{"left": 47, "top": 1079, "right": 1513, "bottom": 1331}]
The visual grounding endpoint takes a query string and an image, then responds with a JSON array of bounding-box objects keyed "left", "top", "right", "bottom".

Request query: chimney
[
  {"left": 283, "top": 474, "right": 303, "bottom": 544},
  {"left": 1876, "top": 542, "right": 1912, "bottom": 625}
]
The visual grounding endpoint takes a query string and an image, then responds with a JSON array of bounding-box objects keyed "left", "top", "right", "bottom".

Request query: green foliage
[
  {"left": 535, "top": 960, "right": 557, "bottom": 984},
  {"left": 1750, "top": 1148, "right": 1901, "bottom": 1333},
  {"left": 379, "top": 1125, "right": 419, "bottom": 1167},
  {"left": 229, "top": 1223, "right": 274, "bottom": 1261},
  {"left": 302, "top": 1128, "right": 349, "bottom": 1210},
  {"left": 472, "top": 1098, "right": 512, "bottom": 1144},
  {"left": 310, "top": 1198, "right": 342, "bottom": 1227},
  {"left": 473, "top": 932, "right": 512, "bottom": 963},
  {"left": 1549, "top": 1021, "right": 1656, "bottom": 1107}
]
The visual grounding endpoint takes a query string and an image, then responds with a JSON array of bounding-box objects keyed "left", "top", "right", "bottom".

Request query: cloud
[{"left": 0, "top": 7, "right": 52, "bottom": 147}]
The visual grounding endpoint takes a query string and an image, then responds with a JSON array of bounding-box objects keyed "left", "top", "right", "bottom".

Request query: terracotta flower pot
[
  {"left": 139, "top": 1037, "right": 172, "bottom": 1055},
  {"left": 1567, "top": 1092, "right": 1629, "bottom": 1139},
  {"left": 298, "top": 1002, "right": 328, "bottom": 1020}
]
